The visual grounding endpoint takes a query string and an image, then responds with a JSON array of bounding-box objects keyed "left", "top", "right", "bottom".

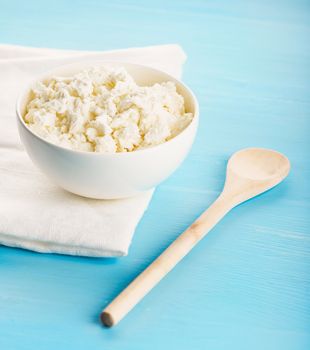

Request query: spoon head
[{"left": 224, "top": 148, "right": 290, "bottom": 204}]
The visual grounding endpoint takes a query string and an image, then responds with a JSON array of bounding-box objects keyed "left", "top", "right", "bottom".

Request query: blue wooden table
[{"left": 0, "top": 1, "right": 309, "bottom": 349}]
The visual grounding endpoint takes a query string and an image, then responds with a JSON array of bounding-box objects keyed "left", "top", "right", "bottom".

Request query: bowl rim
[{"left": 16, "top": 60, "right": 199, "bottom": 157}]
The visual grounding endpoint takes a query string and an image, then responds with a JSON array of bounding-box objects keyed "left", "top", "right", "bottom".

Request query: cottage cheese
[{"left": 24, "top": 67, "right": 193, "bottom": 153}]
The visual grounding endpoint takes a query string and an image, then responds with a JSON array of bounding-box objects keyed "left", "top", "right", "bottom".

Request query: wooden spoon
[{"left": 100, "top": 148, "right": 290, "bottom": 327}]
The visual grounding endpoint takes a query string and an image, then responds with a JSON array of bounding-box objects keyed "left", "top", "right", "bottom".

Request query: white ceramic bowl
[{"left": 16, "top": 61, "right": 199, "bottom": 199}]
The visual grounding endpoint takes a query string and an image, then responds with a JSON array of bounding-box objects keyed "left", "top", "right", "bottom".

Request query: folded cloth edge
[{"left": 0, "top": 43, "right": 186, "bottom": 257}]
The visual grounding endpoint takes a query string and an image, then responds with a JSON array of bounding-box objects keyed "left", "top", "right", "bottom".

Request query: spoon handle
[{"left": 100, "top": 195, "right": 233, "bottom": 327}]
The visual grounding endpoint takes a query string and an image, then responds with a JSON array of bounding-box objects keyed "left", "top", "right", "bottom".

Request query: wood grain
[
  {"left": 100, "top": 148, "right": 290, "bottom": 326},
  {"left": 0, "top": 0, "right": 309, "bottom": 349}
]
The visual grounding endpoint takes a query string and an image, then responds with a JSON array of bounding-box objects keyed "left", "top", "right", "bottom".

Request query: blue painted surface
[{"left": 0, "top": 1, "right": 309, "bottom": 349}]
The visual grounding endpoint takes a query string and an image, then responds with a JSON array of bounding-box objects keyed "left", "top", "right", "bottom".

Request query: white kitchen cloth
[{"left": 0, "top": 43, "right": 186, "bottom": 257}]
